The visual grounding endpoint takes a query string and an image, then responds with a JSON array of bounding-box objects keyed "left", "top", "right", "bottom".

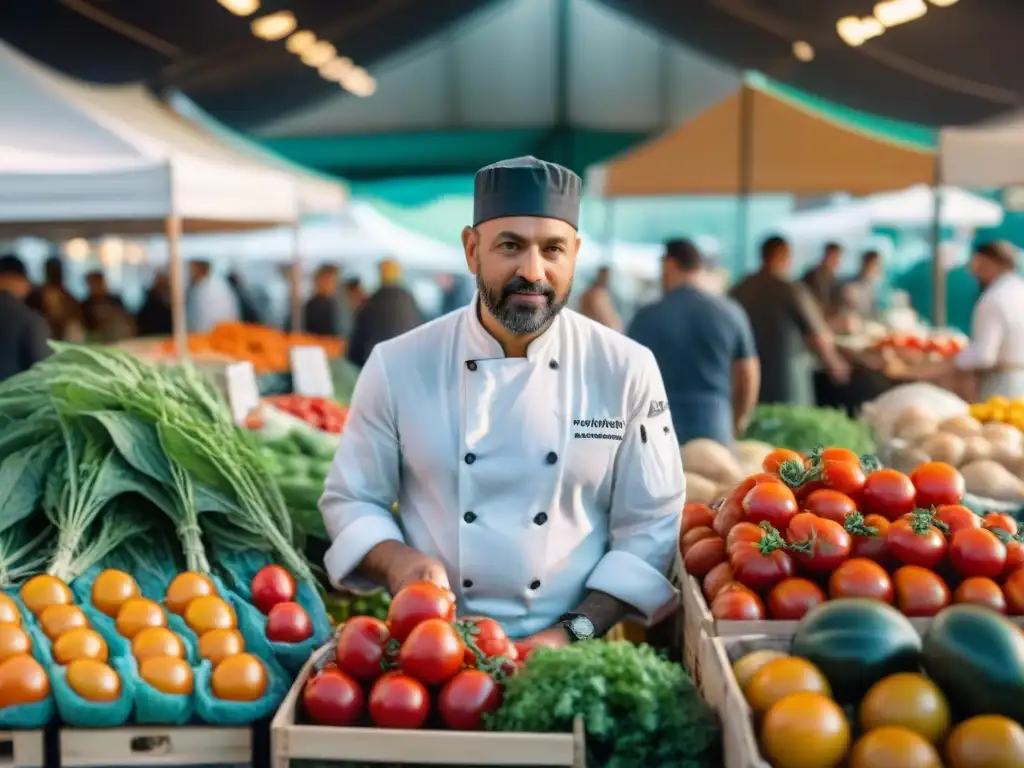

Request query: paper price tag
[
  {"left": 290, "top": 345, "right": 334, "bottom": 398},
  {"left": 225, "top": 361, "right": 260, "bottom": 426}
]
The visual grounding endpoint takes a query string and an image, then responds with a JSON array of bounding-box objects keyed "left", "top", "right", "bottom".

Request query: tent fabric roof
[
  {"left": 940, "top": 111, "right": 1024, "bottom": 188},
  {"left": 0, "top": 39, "right": 346, "bottom": 237},
  {"left": 588, "top": 77, "right": 937, "bottom": 197}
]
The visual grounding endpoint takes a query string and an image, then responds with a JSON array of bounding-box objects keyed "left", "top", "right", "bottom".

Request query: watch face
[{"left": 570, "top": 615, "right": 595, "bottom": 639}]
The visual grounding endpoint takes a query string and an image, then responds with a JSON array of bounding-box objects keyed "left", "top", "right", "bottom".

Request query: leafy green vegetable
[
  {"left": 488, "top": 642, "right": 720, "bottom": 768},
  {"left": 742, "top": 404, "right": 875, "bottom": 455}
]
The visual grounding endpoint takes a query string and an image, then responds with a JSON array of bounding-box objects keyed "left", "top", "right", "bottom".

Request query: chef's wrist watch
[{"left": 559, "top": 613, "right": 596, "bottom": 642}]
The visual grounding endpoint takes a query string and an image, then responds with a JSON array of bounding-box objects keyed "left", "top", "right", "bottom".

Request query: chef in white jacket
[{"left": 320, "top": 156, "right": 684, "bottom": 645}]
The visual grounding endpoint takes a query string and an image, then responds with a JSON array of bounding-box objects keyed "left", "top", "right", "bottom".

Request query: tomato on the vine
[
  {"left": 683, "top": 537, "right": 726, "bottom": 577},
  {"left": 934, "top": 505, "right": 982, "bottom": 536},
  {"left": 893, "top": 566, "right": 951, "bottom": 617},
  {"left": 849, "top": 514, "right": 892, "bottom": 563},
  {"left": 983, "top": 513, "right": 1018, "bottom": 536},
  {"left": 762, "top": 448, "right": 803, "bottom": 475},
  {"left": 743, "top": 482, "right": 799, "bottom": 531},
  {"left": 954, "top": 577, "right": 1007, "bottom": 613},
  {"left": 335, "top": 616, "right": 390, "bottom": 682},
  {"left": 710, "top": 585, "right": 765, "bottom": 620},
  {"left": 767, "top": 578, "right": 826, "bottom": 620},
  {"left": 828, "top": 558, "right": 894, "bottom": 603},
  {"left": 681, "top": 503, "right": 715, "bottom": 536},
  {"left": 730, "top": 526, "right": 795, "bottom": 593},
  {"left": 861, "top": 469, "right": 917, "bottom": 521},
  {"left": 886, "top": 515, "right": 948, "bottom": 569},
  {"left": 819, "top": 461, "right": 867, "bottom": 497},
  {"left": 909, "top": 462, "right": 965, "bottom": 508},
  {"left": 949, "top": 527, "right": 1007, "bottom": 579},
  {"left": 398, "top": 618, "right": 464, "bottom": 686},
  {"left": 804, "top": 489, "right": 857, "bottom": 527},
  {"left": 1003, "top": 567, "right": 1024, "bottom": 615},
  {"left": 785, "top": 513, "right": 852, "bottom": 572},
  {"left": 387, "top": 582, "right": 456, "bottom": 642},
  {"left": 368, "top": 672, "right": 430, "bottom": 729},
  {"left": 455, "top": 617, "right": 508, "bottom": 663},
  {"left": 726, "top": 522, "right": 766, "bottom": 553},
  {"left": 438, "top": 669, "right": 502, "bottom": 730}
]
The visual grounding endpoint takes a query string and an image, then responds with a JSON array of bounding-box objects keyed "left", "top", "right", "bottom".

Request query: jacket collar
[{"left": 461, "top": 294, "right": 562, "bottom": 363}]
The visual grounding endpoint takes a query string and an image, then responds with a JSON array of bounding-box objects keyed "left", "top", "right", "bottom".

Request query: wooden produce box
[
  {"left": 0, "top": 730, "right": 44, "bottom": 768},
  {"left": 271, "top": 647, "right": 586, "bottom": 768},
  {"left": 59, "top": 725, "right": 253, "bottom": 766}
]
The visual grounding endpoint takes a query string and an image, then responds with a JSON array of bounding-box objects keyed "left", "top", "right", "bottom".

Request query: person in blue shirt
[{"left": 627, "top": 239, "right": 760, "bottom": 445}]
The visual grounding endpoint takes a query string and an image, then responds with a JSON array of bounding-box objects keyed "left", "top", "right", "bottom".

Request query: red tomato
[
  {"left": 702, "top": 561, "right": 734, "bottom": 603},
  {"left": 513, "top": 641, "right": 535, "bottom": 662},
  {"left": 455, "top": 617, "right": 508, "bottom": 662},
  {"left": 726, "top": 522, "right": 766, "bottom": 554},
  {"left": 710, "top": 586, "right": 765, "bottom": 620},
  {"left": 861, "top": 469, "right": 917, "bottom": 521},
  {"left": 767, "top": 578, "right": 826, "bottom": 620},
  {"left": 336, "top": 616, "right": 390, "bottom": 682},
  {"left": 437, "top": 669, "right": 502, "bottom": 730},
  {"left": 786, "top": 513, "right": 852, "bottom": 573},
  {"left": 683, "top": 537, "right": 726, "bottom": 578},
  {"left": 954, "top": 577, "right": 1007, "bottom": 613},
  {"left": 819, "top": 447, "right": 861, "bottom": 464},
  {"left": 893, "top": 566, "right": 951, "bottom": 617},
  {"left": 1004, "top": 567, "right": 1024, "bottom": 615},
  {"left": 387, "top": 581, "right": 456, "bottom": 642},
  {"left": 949, "top": 527, "right": 1007, "bottom": 579},
  {"left": 303, "top": 669, "right": 364, "bottom": 726},
  {"left": 819, "top": 460, "right": 867, "bottom": 497},
  {"left": 910, "top": 462, "right": 965, "bottom": 508},
  {"left": 250, "top": 565, "right": 296, "bottom": 615},
  {"left": 680, "top": 526, "right": 717, "bottom": 556},
  {"left": 1005, "top": 538, "right": 1024, "bottom": 575},
  {"left": 984, "top": 513, "right": 1019, "bottom": 536},
  {"left": 266, "top": 602, "right": 313, "bottom": 644},
  {"left": 398, "top": 618, "right": 464, "bottom": 686},
  {"left": 849, "top": 514, "right": 892, "bottom": 562},
  {"left": 743, "top": 482, "right": 799, "bottom": 531},
  {"left": 368, "top": 672, "right": 429, "bottom": 729},
  {"left": 730, "top": 532, "right": 795, "bottom": 593},
  {"left": 762, "top": 448, "right": 803, "bottom": 475},
  {"left": 804, "top": 489, "right": 857, "bottom": 526},
  {"left": 934, "top": 504, "right": 982, "bottom": 536},
  {"left": 713, "top": 474, "right": 776, "bottom": 537},
  {"left": 886, "top": 516, "right": 948, "bottom": 569},
  {"left": 681, "top": 503, "right": 715, "bottom": 536},
  {"left": 828, "top": 558, "right": 894, "bottom": 603}
]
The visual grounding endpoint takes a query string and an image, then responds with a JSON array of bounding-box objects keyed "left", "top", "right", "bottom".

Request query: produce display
[
  {"left": 683, "top": 445, "right": 1024, "bottom": 621},
  {"left": 729, "top": 599, "right": 1024, "bottom": 768},
  {"left": 872, "top": 332, "right": 966, "bottom": 359},
  {"left": 970, "top": 394, "right": 1024, "bottom": 431},
  {"left": 257, "top": 395, "right": 348, "bottom": 434},
  {"left": 158, "top": 323, "right": 344, "bottom": 374},
  {"left": 741, "top": 405, "right": 876, "bottom": 456}
]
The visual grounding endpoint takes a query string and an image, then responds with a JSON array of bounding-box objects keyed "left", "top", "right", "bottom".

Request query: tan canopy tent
[{"left": 587, "top": 78, "right": 936, "bottom": 197}]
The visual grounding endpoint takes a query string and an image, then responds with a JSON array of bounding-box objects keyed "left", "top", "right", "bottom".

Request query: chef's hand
[
  {"left": 386, "top": 551, "right": 452, "bottom": 597},
  {"left": 521, "top": 625, "right": 572, "bottom": 650}
]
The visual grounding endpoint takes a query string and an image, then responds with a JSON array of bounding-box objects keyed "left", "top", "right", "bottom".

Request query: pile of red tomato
[
  {"left": 873, "top": 333, "right": 965, "bottom": 359},
  {"left": 680, "top": 445, "right": 1024, "bottom": 621},
  {"left": 264, "top": 395, "right": 348, "bottom": 434},
  {"left": 303, "top": 581, "right": 531, "bottom": 731}
]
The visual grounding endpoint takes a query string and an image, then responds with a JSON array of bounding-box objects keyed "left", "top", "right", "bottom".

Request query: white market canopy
[
  {"left": 0, "top": 39, "right": 347, "bottom": 238},
  {"left": 940, "top": 110, "right": 1024, "bottom": 188}
]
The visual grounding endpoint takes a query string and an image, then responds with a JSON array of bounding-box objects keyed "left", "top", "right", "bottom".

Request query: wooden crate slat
[
  {"left": 59, "top": 726, "right": 252, "bottom": 767},
  {"left": 0, "top": 730, "right": 44, "bottom": 768}
]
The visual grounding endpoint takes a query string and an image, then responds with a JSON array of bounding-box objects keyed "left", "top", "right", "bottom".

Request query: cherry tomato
[
  {"left": 387, "top": 581, "right": 456, "bottom": 642},
  {"left": 820, "top": 460, "right": 867, "bottom": 497},
  {"left": 850, "top": 514, "right": 892, "bottom": 563},
  {"left": 438, "top": 669, "right": 502, "bottom": 730},
  {"left": 953, "top": 577, "right": 1007, "bottom": 612},
  {"left": 680, "top": 526, "right": 717, "bottom": 556},
  {"left": 683, "top": 537, "right": 726, "bottom": 578},
  {"left": 702, "top": 561, "right": 734, "bottom": 603},
  {"left": 893, "top": 566, "right": 951, "bottom": 617},
  {"left": 819, "top": 447, "right": 861, "bottom": 464},
  {"left": 762, "top": 448, "right": 803, "bottom": 475},
  {"left": 713, "top": 474, "right": 776, "bottom": 537},
  {"left": 266, "top": 602, "right": 313, "bottom": 644},
  {"left": 933, "top": 505, "right": 982, "bottom": 537},
  {"left": 804, "top": 489, "right": 857, "bottom": 526},
  {"left": 730, "top": 532, "right": 795, "bottom": 593},
  {"left": 743, "top": 482, "right": 799, "bottom": 531},
  {"left": 767, "top": 578, "right": 827, "bottom": 620},
  {"left": 303, "top": 669, "right": 365, "bottom": 726},
  {"left": 368, "top": 672, "right": 429, "bottom": 729},
  {"left": 887, "top": 517, "right": 948, "bottom": 569},
  {"left": 681, "top": 503, "right": 715, "bottom": 536},
  {"left": 710, "top": 586, "right": 765, "bottom": 620},
  {"left": 862, "top": 469, "right": 917, "bottom": 521},
  {"left": 726, "top": 522, "right": 766, "bottom": 554},
  {"left": 250, "top": 565, "right": 296, "bottom": 615},
  {"left": 786, "top": 513, "right": 852, "bottom": 573},
  {"left": 455, "top": 617, "right": 508, "bottom": 661},
  {"left": 398, "top": 618, "right": 464, "bottom": 686},
  {"left": 983, "top": 513, "right": 1019, "bottom": 536},
  {"left": 1003, "top": 567, "right": 1024, "bottom": 615},
  {"left": 946, "top": 715, "right": 1024, "bottom": 768},
  {"left": 336, "top": 616, "right": 390, "bottom": 682},
  {"left": 909, "top": 462, "right": 965, "bottom": 509},
  {"left": 949, "top": 527, "right": 1007, "bottom": 579},
  {"left": 829, "top": 558, "right": 894, "bottom": 603},
  {"left": 848, "top": 726, "right": 942, "bottom": 768}
]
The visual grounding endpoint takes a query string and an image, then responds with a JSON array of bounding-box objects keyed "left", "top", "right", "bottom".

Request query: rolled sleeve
[
  {"left": 588, "top": 349, "right": 684, "bottom": 623},
  {"left": 320, "top": 347, "right": 405, "bottom": 592},
  {"left": 956, "top": 296, "right": 1002, "bottom": 372}
]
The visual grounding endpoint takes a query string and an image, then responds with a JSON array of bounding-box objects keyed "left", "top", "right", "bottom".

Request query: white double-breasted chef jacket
[
  {"left": 955, "top": 272, "right": 1024, "bottom": 400},
  {"left": 320, "top": 300, "right": 685, "bottom": 638}
]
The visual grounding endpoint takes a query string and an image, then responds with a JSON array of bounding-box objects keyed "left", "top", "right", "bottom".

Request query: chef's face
[{"left": 463, "top": 216, "right": 579, "bottom": 335}]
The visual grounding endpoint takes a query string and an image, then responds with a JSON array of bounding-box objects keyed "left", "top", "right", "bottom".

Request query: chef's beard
[{"left": 477, "top": 274, "right": 571, "bottom": 334}]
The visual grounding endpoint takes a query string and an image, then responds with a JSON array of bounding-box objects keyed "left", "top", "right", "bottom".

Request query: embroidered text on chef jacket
[
  {"left": 956, "top": 272, "right": 1024, "bottom": 400},
  {"left": 319, "top": 302, "right": 685, "bottom": 639}
]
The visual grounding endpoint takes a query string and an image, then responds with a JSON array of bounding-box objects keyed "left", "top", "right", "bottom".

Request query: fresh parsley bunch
[{"left": 487, "top": 641, "right": 721, "bottom": 768}]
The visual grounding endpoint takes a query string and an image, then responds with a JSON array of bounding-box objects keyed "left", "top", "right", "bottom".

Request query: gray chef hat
[{"left": 473, "top": 156, "right": 582, "bottom": 230}]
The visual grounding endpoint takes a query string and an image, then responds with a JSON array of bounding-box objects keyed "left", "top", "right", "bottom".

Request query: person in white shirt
[
  {"left": 187, "top": 260, "right": 240, "bottom": 334},
  {"left": 319, "top": 156, "right": 684, "bottom": 646}
]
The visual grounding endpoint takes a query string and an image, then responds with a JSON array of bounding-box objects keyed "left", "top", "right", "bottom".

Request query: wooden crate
[
  {"left": 271, "top": 646, "right": 586, "bottom": 767},
  {"left": 0, "top": 730, "right": 44, "bottom": 768},
  {"left": 59, "top": 725, "right": 253, "bottom": 766}
]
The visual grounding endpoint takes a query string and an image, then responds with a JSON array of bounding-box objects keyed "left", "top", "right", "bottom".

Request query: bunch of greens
[
  {"left": 488, "top": 642, "right": 720, "bottom": 768},
  {"left": 742, "top": 404, "right": 875, "bottom": 455}
]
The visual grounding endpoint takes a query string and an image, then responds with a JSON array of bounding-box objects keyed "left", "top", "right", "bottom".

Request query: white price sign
[
  {"left": 224, "top": 361, "right": 260, "bottom": 426},
  {"left": 290, "top": 345, "right": 334, "bottom": 398}
]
